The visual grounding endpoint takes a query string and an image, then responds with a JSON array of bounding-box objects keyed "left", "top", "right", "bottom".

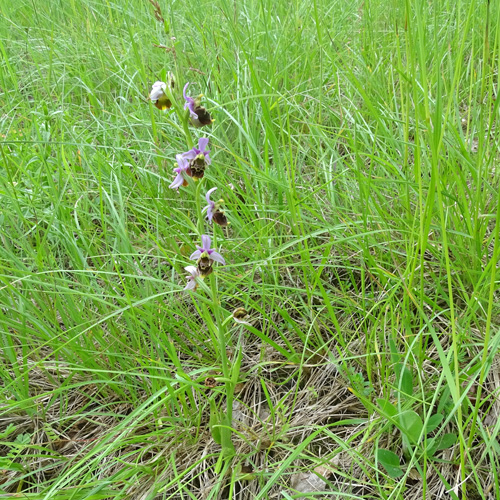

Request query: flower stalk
[
  {"left": 195, "top": 178, "right": 204, "bottom": 236},
  {"left": 209, "top": 272, "right": 235, "bottom": 458},
  {"left": 163, "top": 78, "right": 194, "bottom": 149}
]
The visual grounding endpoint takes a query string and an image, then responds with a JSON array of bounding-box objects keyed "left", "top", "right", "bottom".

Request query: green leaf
[
  {"left": 389, "top": 339, "right": 400, "bottom": 366},
  {"left": 425, "top": 433, "right": 456, "bottom": 456},
  {"left": 14, "top": 433, "right": 31, "bottom": 446},
  {"left": 436, "top": 433, "right": 457, "bottom": 451},
  {"left": 398, "top": 410, "right": 423, "bottom": 444},
  {"left": 437, "top": 388, "right": 453, "bottom": 415},
  {"left": 425, "top": 437, "right": 439, "bottom": 456},
  {"left": 426, "top": 413, "right": 443, "bottom": 434},
  {"left": 0, "top": 489, "right": 117, "bottom": 500},
  {"left": 220, "top": 413, "right": 235, "bottom": 458},
  {"left": 376, "top": 398, "right": 398, "bottom": 418},
  {"left": 0, "top": 423, "right": 16, "bottom": 439},
  {"left": 209, "top": 399, "right": 222, "bottom": 445},
  {"left": 231, "top": 347, "right": 243, "bottom": 384},
  {"left": 0, "top": 458, "right": 23, "bottom": 472},
  {"left": 376, "top": 448, "right": 404, "bottom": 478},
  {"left": 395, "top": 364, "right": 413, "bottom": 398}
]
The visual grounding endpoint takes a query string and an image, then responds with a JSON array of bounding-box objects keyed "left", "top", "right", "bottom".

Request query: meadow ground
[{"left": 0, "top": 0, "right": 500, "bottom": 498}]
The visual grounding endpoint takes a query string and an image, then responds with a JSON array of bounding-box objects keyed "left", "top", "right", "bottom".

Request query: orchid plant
[{"left": 148, "top": 73, "right": 236, "bottom": 459}]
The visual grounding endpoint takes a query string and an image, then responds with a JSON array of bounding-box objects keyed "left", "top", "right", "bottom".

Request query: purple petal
[
  {"left": 189, "top": 249, "right": 202, "bottom": 260},
  {"left": 198, "top": 137, "right": 209, "bottom": 151},
  {"left": 201, "top": 234, "right": 212, "bottom": 251},
  {"left": 206, "top": 187, "right": 217, "bottom": 203},
  {"left": 184, "top": 280, "right": 197, "bottom": 291},
  {"left": 206, "top": 205, "right": 214, "bottom": 223},
  {"left": 202, "top": 201, "right": 214, "bottom": 214},
  {"left": 181, "top": 149, "right": 197, "bottom": 160},
  {"left": 209, "top": 251, "right": 226, "bottom": 265},
  {"left": 204, "top": 151, "right": 211, "bottom": 165},
  {"left": 184, "top": 265, "right": 198, "bottom": 275},
  {"left": 169, "top": 173, "right": 184, "bottom": 190},
  {"left": 183, "top": 83, "right": 198, "bottom": 119},
  {"left": 202, "top": 189, "right": 215, "bottom": 222},
  {"left": 176, "top": 154, "right": 189, "bottom": 170},
  {"left": 188, "top": 105, "right": 198, "bottom": 120}
]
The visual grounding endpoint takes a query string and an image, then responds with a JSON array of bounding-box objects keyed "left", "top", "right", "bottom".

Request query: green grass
[{"left": 1, "top": 0, "right": 499, "bottom": 498}]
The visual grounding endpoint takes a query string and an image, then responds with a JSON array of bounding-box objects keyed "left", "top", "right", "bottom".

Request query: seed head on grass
[{"left": 183, "top": 83, "right": 213, "bottom": 127}]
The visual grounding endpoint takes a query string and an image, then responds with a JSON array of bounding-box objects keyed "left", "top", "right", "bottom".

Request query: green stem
[
  {"left": 195, "top": 178, "right": 204, "bottom": 237},
  {"left": 162, "top": 115, "right": 187, "bottom": 138},
  {"left": 209, "top": 272, "right": 235, "bottom": 458},
  {"left": 210, "top": 274, "right": 228, "bottom": 374},
  {"left": 165, "top": 85, "right": 194, "bottom": 149},
  {"left": 181, "top": 111, "right": 194, "bottom": 149}
]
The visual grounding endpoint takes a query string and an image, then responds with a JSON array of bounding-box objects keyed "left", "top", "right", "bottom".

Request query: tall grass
[{"left": 0, "top": 0, "right": 499, "bottom": 498}]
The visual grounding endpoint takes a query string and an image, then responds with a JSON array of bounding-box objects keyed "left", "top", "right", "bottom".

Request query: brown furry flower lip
[
  {"left": 183, "top": 82, "right": 214, "bottom": 127},
  {"left": 203, "top": 187, "right": 229, "bottom": 226}
]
